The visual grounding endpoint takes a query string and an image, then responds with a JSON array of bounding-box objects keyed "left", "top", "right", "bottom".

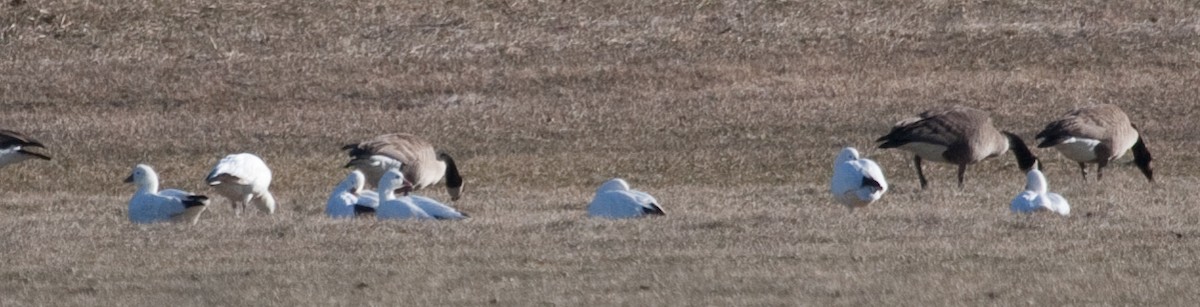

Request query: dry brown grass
[{"left": 2, "top": 0, "right": 1200, "bottom": 305}]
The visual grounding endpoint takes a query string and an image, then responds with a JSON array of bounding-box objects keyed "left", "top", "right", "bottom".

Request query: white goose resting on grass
[
  {"left": 206, "top": 153, "right": 276, "bottom": 215},
  {"left": 587, "top": 178, "right": 664, "bottom": 219},
  {"left": 375, "top": 169, "right": 467, "bottom": 220},
  {"left": 326, "top": 170, "right": 379, "bottom": 219},
  {"left": 1011, "top": 162, "right": 1070, "bottom": 216},
  {"left": 831, "top": 147, "right": 888, "bottom": 211},
  {"left": 0, "top": 129, "right": 51, "bottom": 169},
  {"left": 125, "top": 164, "right": 209, "bottom": 224}
]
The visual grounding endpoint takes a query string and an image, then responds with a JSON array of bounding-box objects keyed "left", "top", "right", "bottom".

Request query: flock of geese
[
  {"left": 833, "top": 104, "right": 1153, "bottom": 215},
  {"left": 0, "top": 104, "right": 1153, "bottom": 223}
]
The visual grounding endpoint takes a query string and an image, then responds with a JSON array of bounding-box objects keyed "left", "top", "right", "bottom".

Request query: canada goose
[
  {"left": 327, "top": 170, "right": 378, "bottom": 219},
  {"left": 587, "top": 178, "right": 665, "bottom": 219},
  {"left": 0, "top": 129, "right": 51, "bottom": 168},
  {"left": 876, "top": 105, "right": 1039, "bottom": 189},
  {"left": 206, "top": 153, "right": 276, "bottom": 215},
  {"left": 125, "top": 164, "right": 210, "bottom": 224},
  {"left": 1035, "top": 104, "right": 1153, "bottom": 182},
  {"left": 1011, "top": 162, "right": 1070, "bottom": 216},
  {"left": 342, "top": 133, "right": 464, "bottom": 201},
  {"left": 831, "top": 147, "right": 887, "bottom": 211}
]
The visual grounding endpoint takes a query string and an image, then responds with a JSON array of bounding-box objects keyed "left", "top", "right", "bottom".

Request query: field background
[{"left": 3, "top": 0, "right": 1200, "bottom": 305}]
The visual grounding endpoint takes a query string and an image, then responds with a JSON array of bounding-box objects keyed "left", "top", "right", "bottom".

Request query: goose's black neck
[
  {"left": 439, "top": 152, "right": 464, "bottom": 188},
  {"left": 1003, "top": 131, "right": 1039, "bottom": 171}
]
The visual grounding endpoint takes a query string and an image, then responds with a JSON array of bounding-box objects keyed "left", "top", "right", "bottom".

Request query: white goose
[
  {"left": 375, "top": 169, "right": 432, "bottom": 220},
  {"left": 831, "top": 147, "right": 888, "bottom": 211},
  {"left": 376, "top": 169, "right": 467, "bottom": 220},
  {"left": 326, "top": 170, "right": 378, "bottom": 218},
  {"left": 587, "top": 178, "right": 665, "bottom": 219},
  {"left": 0, "top": 129, "right": 51, "bottom": 168},
  {"left": 206, "top": 153, "right": 276, "bottom": 215},
  {"left": 125, "top": 164, "right": 209, "bottom": 224},
  {"left": 1011, "top": 162, "right": 1070, "bottom": 216}
]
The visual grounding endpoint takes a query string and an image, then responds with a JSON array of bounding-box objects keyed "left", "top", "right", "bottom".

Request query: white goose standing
[
  {"left": 831, "top": 147, "right": 888, "bottom": 211},
  {"left": 125, "top": 164, "right": 210, "bottom": 224},
  {"left": 206, "top": 153, "right": 277, "bottom": 215},
  {"left": 1011, "top": 162, "right": 1070, "bottom": 216}
]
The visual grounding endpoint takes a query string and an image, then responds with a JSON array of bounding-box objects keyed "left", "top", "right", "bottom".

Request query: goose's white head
[
  {"left": 1024, "top": 161, "right": 1047, "bottom": 194},
  {"left": 377, "top": 169, "right": 414, "bottom": 197},
  {"left": 836, "top": 147, "right": 861, "bottom": 165},
  {"left": 337, "top": 170, "right": 367, "bottom": 195},
  {"left": 124, "top": 164, "right": 160, "bottom": 192},
  {"left": 597, "top": 178, "right": 631, "bottom": 193}
]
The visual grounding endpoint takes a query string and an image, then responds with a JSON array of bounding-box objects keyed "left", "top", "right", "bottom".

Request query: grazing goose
[
  {"left": 343, "top": 133, "right": 465, "bottom": 201},
  {"left": 375, "top": 169, "right": 433, "bottom": 220},
  {"left": 876, "top": 105, "right": 1039, "bottom": 189},
  {"left": 0, "top": 129, "right": 51, "bottom": 168},
  {"left": 587, "top": 178, "right": 665, "bottom": 219},
  {"left": 831, "top": 147, "right": 888, "bottom": 211},
  {"left": 125, "top": 164, "right": 210, "bottom": 224},
  {"left": 206, "top": 153, "right": 276, "bottom": 215},
  {"left": 1035, "top": 104, "right": 1153, "bottom": 182},
  {"left": 327, "top": 170, "right": 377, "bottom": 218},
  {"left": 1011, "top": 162, "right": 1070, "bottom": 216}
]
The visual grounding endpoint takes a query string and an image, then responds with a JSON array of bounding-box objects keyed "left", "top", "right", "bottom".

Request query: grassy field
[{"left": 3, "top": 0, "right": 1200, "bottom": 305}]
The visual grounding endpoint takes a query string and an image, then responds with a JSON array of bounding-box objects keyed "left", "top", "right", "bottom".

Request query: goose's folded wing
[
  {"left": 411, "top": 196, "right": 465, "bottom": 219},
  {"left": 877, "top": 116, "right": 964, "bottom": 148},
  {"left": 207, "top": 155, "right": 269, "bottom": 184}
]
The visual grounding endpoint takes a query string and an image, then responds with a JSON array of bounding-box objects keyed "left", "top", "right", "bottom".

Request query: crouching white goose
[
  {"left": 1011, "top": 162, "right": 1070, "bottom": 216},
  {"left": 125, "top": 164, "right": 209, "bottom": 224},
  {"left": 0, "top": 129, "right": 51, "bottom": 168},
  {"left": 376, "top": 169, "right": 466, "bottom": 220},
  {"left": 327, "top": 170, "right": 379, "bottom": 218},
  {"left": 587, "top": 178, "right": 664, "bottom": 219},
  {"left": 206, "top": 153, "right": 276, "bottom": 215},
  {"left": 831, "top": 147, "right": 888, "bottom": 211}
]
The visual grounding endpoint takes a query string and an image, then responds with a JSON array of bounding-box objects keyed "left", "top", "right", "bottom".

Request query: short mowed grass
[{"left": 2, "top": 0, "right": 1200, "bottom": 305}]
